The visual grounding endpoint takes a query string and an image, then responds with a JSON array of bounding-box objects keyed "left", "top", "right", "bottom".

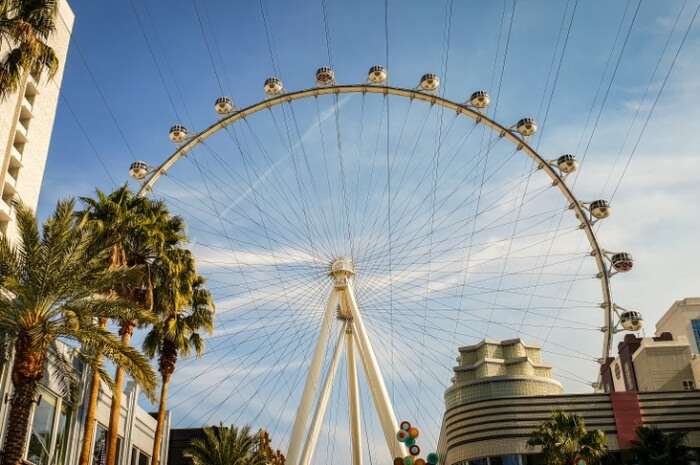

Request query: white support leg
[
  {"left": 298, "top": 321, "right": 347, "bottom": 465},
  {"left": 288, "top": 290, "right": 339, "bottom": 465},
  {"left": 345, "top": 282, "right": 406, "bottom": 459},
  {"left": 346, "top": 323, "right": 363, "bottom": 465}
]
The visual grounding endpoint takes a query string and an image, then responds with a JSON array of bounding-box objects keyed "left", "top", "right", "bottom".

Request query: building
[
  {"left": 166, "top": 427, "right": 285, "bottom": 465},
  {"left": 444, "top": 339, "right": 564, "bottom": 410},
  {"left": 0, "top": 340, "right": 170, "bottom": 465},
  {"left": 0, "top": 0, "right": 74, "bottom": 241},
  {"left": 656, "top": 297, "right": 700, "bottom": 354},
  {"left": 166, "top": 428, "right": 207, "bottom": 465},
  {"left": 600, "top": 332, "right": 698, "bottom": 393},
  {"left": 438, "top": 338, "right": 700, "bottom": 465}
]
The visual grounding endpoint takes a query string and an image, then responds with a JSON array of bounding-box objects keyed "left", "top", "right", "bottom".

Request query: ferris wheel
[{"left": 128, "top": 65, "right": 642, "bottom": 465}]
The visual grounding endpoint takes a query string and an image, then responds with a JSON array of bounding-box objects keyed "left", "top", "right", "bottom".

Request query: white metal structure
[
  {"left": 133, "top": 72, "right": 637, "bottom": 463},
  {"left": 290, "top": 258, "right": 404, "bottom": 465}
]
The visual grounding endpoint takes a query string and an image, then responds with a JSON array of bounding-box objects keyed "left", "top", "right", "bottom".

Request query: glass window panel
[
  {"left": 27, "top": 393, "right": 57, "bottom": 465},
  {"left": 138, "top": 452, "right": 149, "bottom": 465},
  {"left": 692, "top": 320, "right": 700, "bottom": 352},
  {"left": 53, "top": 402, "right": 71, "bottom": 465},
  {"left": 115, "top": 437, "right": 122, "bottom": 465},
  {"left": 93, "top": 424, "right": 108, "bottom": 465},
  {"left": 131, "top": 448, "right": 138, "bottom": 465}
]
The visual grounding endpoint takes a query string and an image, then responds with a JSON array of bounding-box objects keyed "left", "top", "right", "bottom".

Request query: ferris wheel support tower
[{"left": 287, "top": 258, "right": 405, "bottom": 465}]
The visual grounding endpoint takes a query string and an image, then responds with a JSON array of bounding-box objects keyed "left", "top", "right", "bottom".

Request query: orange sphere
[
  {"left": 415, "top": 460, "right": 426, "bottom": 465},
  {"left": 409, "top": 427, "right": 420, "bottom": 438}
]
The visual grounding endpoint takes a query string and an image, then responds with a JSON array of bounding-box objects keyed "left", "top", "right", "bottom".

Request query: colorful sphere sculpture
[{"left": 393, "top": 420, "right": 438, "bottom": 465}]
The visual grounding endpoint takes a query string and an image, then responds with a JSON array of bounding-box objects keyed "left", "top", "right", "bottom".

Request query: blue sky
[{"left": 39, "top": 0, "right": 700, "bottom": 462}]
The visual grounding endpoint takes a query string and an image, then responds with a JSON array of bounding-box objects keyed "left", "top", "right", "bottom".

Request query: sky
[{"left": 37, "top": 0, "right": 700, "bottom": 463}]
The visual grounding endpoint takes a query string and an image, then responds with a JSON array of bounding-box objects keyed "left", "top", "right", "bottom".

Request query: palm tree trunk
[
  {"left": 0, "top": 377, "right": 39, "bottom": 465},
  {"left": 150, "top": 376, "right": 170, "bottom": 465},
  {"left": 78, "top": 318, "right": 107, "bottom": 465},
  {"left": 105, "top": 322, "right": 135, "bottom": 465},
  {"left": 1, "top": 333, "right": 44, "bottom": 465}
]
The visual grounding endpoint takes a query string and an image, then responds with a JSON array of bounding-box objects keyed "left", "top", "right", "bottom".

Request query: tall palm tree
[
  {"left": 144, "top": 249, "right": 214, "bottom": 465},
  {"left": 0, "top": 200, "right": 156, "bottom": 465},
  {"left": 0, "top": 0, "right": 59, "bottom": 101},
  {"left": 184, "top": 424, "right": 266, "bottom": 465},
  {"left": 631, "top": 426, "right": 691, "bottom": 465},
  {"left": 77, "top": 187, "right": 185, "bottom": 465},
  {"left": 527, "top": 410, "right": 608, "bottom": 465}
]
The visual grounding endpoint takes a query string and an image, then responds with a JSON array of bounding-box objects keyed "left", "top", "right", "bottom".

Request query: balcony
[
  {"left": 10, "top": 145, "right": 23, "bottom": 166},
  {"left": 21, "top": 96, "right": 34, "bottom": 114},
  {"left": 4, "top": 176, "right": 17, "bottom": 194},
  {"left": 14, "top": 124, "right": 28, "bottom": 143},
  {"left": 0, "top": 198, "right": 12, "bottom": 222}
]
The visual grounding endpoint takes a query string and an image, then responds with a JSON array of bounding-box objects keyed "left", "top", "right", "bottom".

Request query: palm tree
[
  {"left": 0, "top": 200, "right": 156, "bottom": 465},
  {"left": 527, "top": 410, "right": 608, "bottom": 465},
  {"left": 144, "top": 248, "right": 214, "bottom": 465},
  {"left": 0, "top": 0, "right": 59, "bottom": 101},
  {"left": 184, "top": 424, "right": 266, "bottom": 465},
  {"left": 77, "top": 186, "right": 185, "bottom": 465},
  {"left": 631, "top": 426, "right": 691, "bottom": 465}
]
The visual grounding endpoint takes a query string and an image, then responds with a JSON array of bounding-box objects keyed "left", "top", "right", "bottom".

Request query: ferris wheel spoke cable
[
  {"left": 196, "top": 137, "right": 325, "bottom": 255},
  {"left": 359, "top": 230, "right": 593, "bottom": 306},
  {"left": 534, "top": 0, "right": 579, "bottom": 149},
  {"left": 357, "top": 171, "right": 553, "bottom": 270},
  {"left": 351, "top": 103, "right": 436, "bottom": 260},
  {"left": 356, "top": 275, "right": 598, "bottom": 327},
  {"left": 483, "top": 158, "right": 541, "bottom": 335},
  {"left": 359, "top": 110, "right": 462, "bottom": 251},
  {"left": 188, "top": 313, "right": 322, "bottom": 426},
  {"left": 356, "top": 138, "right": 515, "bottom": 267},
  {"left": 254, "top": 108, "right": 336, "bottom": 257},
  {"left": 181, "top": 161, "right": 321, "bottom": 256},
  {"left": 575, "top": 0, "right": 642, "bottom": 181},
  {"left": 364, "top": 261, "right": 597, "bottom": 311},
  {"left": 310, "top": 96, "right": 344, "bottom": 252},
  {"left": 534, "top": 0, "right": 572, "bottom": 129},
  {"left": 516, "top": 1, "right": 643, "bottom": 339},
  {"left": 359, "top": 140, "right": 519, "bottom": 261},
  {"left": 273, "top": 103, "right": 336, "bottom": 257},
  {"left": 367, "top": 296, "right": 597, "bottom": 363},
  {"left": 224, "top": 316, "right": 323, "bottom": 427},
  {"left": 169, "top": 318, "right": 318, "bottom": 407},
  {"left": 169, "top": 279, "right": 330, "bottom": 397},
  {"left": 609, "top": 0, "right": 699, "bottom": 203},
  {"left": 285, "top": 102, "right": 340, "bottom": 259}
]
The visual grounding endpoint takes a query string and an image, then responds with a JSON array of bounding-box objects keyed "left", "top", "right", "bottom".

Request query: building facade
[
  {"left": 0, "top": 340, "right": 170, "bottom": 465},
  {"left": 656, "top": 297, "right": 700, "bottom": 354},
  {"left": 444, "top": 339, "right": 563, "bottom": 410},
  {"left": 600, "top": 332, "right": 699, "bottom": 393},
  {"left": 438, "top": 338, "right": 700, "bottom": 465},
  {"left": 439, "top": 390, "right": 700, "bottom": 465},
  {"left": 0, "top": 343, "right": 170, "bottom": 465},
  {"left": 0, "top": 0, "right": 74, "bottom": 241}
]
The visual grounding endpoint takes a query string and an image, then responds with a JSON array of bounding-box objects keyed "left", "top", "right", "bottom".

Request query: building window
[
  {"left": 683, "top": 380, "right": 695, "bottom": 391},
  {"left": 131, "top": 447, "right": 150, "bottom": 465},
  {"left": 54, "top": 402, "right": 72, "bottom": 465},
  {"left": 692, "top": 320, "right": 700, "bottom": 352},
  {"left": 27, "top": 393, "right": 57, "bottom": 465},
  {"left": 93, "top": 424, "right": 108, "bottom": 465},
  {"left": 24, "top": 390, "right": 71, "bottom": 465}
]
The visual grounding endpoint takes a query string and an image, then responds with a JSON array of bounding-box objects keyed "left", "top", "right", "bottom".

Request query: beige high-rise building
[
  {"left": 656, "top": 297, "right": 700, "bottom": 354},
  {"left": 0, "top": 0, "right": 74, "bottom": 242}
]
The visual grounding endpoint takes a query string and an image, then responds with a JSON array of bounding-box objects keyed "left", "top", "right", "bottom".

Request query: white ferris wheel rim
[{"left": 135, "top": 82, "right": 615, "bottom": 363}]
